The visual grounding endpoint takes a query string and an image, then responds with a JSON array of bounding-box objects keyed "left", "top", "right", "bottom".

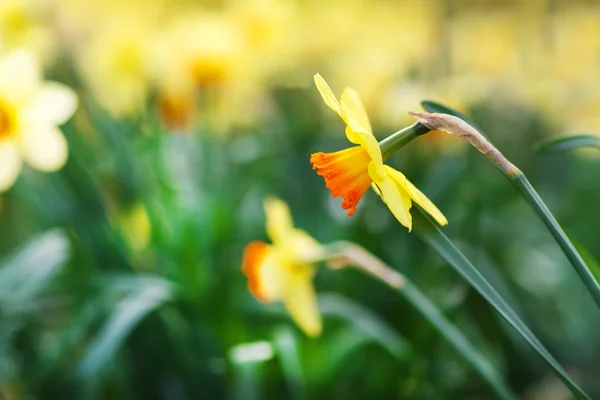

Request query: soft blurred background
[{"left": 1, "top": 0, "right": 600, "bottom": 398}]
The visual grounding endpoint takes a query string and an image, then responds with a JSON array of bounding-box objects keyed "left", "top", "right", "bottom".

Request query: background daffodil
[
  {"left": 310, "top": 74, "right": 447, "bottom": 230},
  {"left": 242, "top": 197, "right": 323, "bottom": 337},
  {"left": 0, "top": 49, "right": 77, "bottom": 192}
]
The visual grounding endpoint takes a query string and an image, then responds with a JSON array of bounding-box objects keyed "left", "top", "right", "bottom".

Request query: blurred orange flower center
[
  {"left": 310, "top": 146, "right": 372, "bottom": 216},
  {"left": 0, "top": 100, "right": 15, "bottom": 140}
]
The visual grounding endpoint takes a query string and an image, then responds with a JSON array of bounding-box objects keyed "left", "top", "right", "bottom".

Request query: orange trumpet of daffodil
[
  {"left": 310, "top": 74, "right": 447, "bottom": 230},
  {"left": 242, "top": 197, "right": 323, "bottom": 337}
]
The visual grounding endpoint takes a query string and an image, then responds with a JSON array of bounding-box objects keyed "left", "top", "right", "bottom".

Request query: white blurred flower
[{"left": 0, "top": 49, "right": 77, "bottom": 192}]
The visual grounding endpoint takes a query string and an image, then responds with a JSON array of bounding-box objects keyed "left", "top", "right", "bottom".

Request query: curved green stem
[
  {"left": 512, "top": 172, "right": 600, "bottom": 307},
  {"left": 379, "top": 122, "right": 430, "bottom": 160}
]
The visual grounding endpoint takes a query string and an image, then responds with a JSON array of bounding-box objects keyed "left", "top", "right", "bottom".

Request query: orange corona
[
  {"left": 242, "top": 241, "right": 270, "bottom": 302},
  {"left": 310, "top": 146, "right": 372, "bottom": 216}
]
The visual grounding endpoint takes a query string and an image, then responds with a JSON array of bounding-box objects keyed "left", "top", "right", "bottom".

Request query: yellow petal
[
  {"left": 385, "top": 166, "right": 448, "bottom": 227},
  {"left": 0, "top": 139, "right": 22, "bottom": 192},
  {"left": 264, "top": 197, "right": 294, "bottom": 245},
  {"left": 340, "top": 87, "right": 372, "bottom": 134},
  {"left": 18, "top": 127, "right": 68, "bottom": 172},
  {"left": 357, "top": 131, "right": 385, "bottom": 180},
  {"left": 0, "top": 49, "right": 40, "bottom": 106},
  {"left": 24, "top": 82, "right": 78, "bottom": 125},
  {"left": 313, "top": 73, "right": 341, "bottom": 116},
  {"left": 373, "top": 169, "right": 413, "bottom": 230},
  {"left": 404, "top": 180, "right": 448, "bottom": 226},
  {"left": 282, "top": 275, "right": 322, "bottom": 337}
]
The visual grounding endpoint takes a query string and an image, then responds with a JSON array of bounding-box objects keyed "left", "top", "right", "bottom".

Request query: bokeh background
[{"left": 1, "top": 0, "right": 600, "bottom": 398}]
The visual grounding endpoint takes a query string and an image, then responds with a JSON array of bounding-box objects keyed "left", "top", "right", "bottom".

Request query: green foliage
[{"left": 1, "top": 89, "right": 600, "bottom": 399}]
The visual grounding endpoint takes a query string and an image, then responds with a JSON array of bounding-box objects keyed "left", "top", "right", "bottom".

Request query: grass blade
[
  {"left": 401, "top": 280, "right": 517, "bottom": 400},
  {"left": 77, "top": 278, "right": 174, "bottom": 377},
  {"left": 318, "top": 293, "right": 409, "bottom": 359},
  {"left": 412, "top": 208, "right": 589, "bottom": 400},
  {"left": 272, "top": 326, "right": 306, "bottom": 400},
  {"left": 535, "top": 135, "right": 600, "bottom": 153},
  {"left": 330, "top": 246, "right": 516, "bottom": 400},
  {"left": 0, "top": 229, "right": 70, "bottom": 306}
]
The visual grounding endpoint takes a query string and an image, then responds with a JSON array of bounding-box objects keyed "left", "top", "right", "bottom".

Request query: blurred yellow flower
[
  {"left": 310, "top": 74, "right": 447, "bottom": 230},
  {"left": 0, "top": 49, "right": 77, "bottom": 192},
  {"left": 77, "top": 15, "right": 155, "bottom": 117},
  {"left": 0, "top": 0, "right": 57, "bottom": 65},
  {"left": 242, "top": 197, "right": 323, "bottom": 337}
]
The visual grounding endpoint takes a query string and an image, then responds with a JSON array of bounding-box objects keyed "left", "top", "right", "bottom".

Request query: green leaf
[
  {"left": 77, "top": 277, "right": 174, "bottom": 378},
  {"left": 318, "top": 292, "right": 409, "bottom": 359},
  {"left": 412, "top": 208, "right": 590, "bottom": 400},
  {"left": 535, "top": 135, "right": 600, "bottom": 153},
  {"left": 272, "top": 326, "right": 306, "bottom": 400},
  {"left": 400, "top": 280, "right": 517, "bottom": 400},
  {"left": 569, "top": 234, "right": 600, "bottom": 284},
  {"left": 0, "top": 229, "right": 70, "bottom": 307},
  {"left": 422, "top": 100, "right": 600, "bottom": 307}
]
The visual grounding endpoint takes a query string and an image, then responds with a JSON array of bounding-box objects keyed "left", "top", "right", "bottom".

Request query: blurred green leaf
[
  {"left": 0, "top": 229, "right": 70, "bottom": 306},
  {"left": 535, "top": 135, "right": 600, "bottom": 153},
  {"left": 77, "top": 277, "right": 174, "bottom": 378},
  {"left": 318, "top": 293, "right": 409, "bottom": 359},
  {"left": 272, "top": 326, "right": 306, "bottom": 400},
  {"left": 412, "top": 208, "right": 590, "bottom": 400},
  {"left": 401, "top": 281, "right": 516, "bottom": 400}
]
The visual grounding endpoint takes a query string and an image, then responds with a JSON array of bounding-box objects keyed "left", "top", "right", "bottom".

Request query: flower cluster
[{"left": 242, "top": 76, "right": 447, "bottom": 336}]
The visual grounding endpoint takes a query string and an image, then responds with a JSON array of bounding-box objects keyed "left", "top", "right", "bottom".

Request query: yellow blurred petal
[
  {"left": 287, "top": 230, "right": 322, "bottom": 261},
  {"left": 0, "top": 139, "right": 21, "bottom": 192},
  {"left": 373, "top": 169, "right": 412, "bottom": 230},
  {"left": 314, "top": 73, "right": 341, "bottom": 116},
  {"left": 243, "top": 243, "right": 286, "bottom": 302},
  {"left": 283, "top": 276, "right": 322, "bottom": 337},
  {"left": 264, "top": 197, "right": 295, "bottom": 245},
  {"left": 0, "top": 49, "right": 40, "bottom": 105},
  {"left": 340, "top": 87, "right": 372, "bottom": 134},
  {"left": 25, "top": 82, "right": 77, "bottom": 125},
  {"left": 19, "top": 127, "right": 68, "bottom": 172},
  {"left": 404, "top": 180, "right": 448, "bottom": 226}
]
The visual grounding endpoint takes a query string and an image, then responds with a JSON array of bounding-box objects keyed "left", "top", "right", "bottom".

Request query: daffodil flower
[
  {"left": 310, "top": 74, "right": 447, "bottom": 230},
  {"left": 0, "top": 49, "right": 77, "bottom": 192},
  {"left": 242, "top": 197, "right": 323, "bottom": 337}
]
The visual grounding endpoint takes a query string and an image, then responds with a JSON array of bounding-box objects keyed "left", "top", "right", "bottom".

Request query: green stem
[
  {"left": 511, "top": 171, "right": 600, "bottom": 307},
  {"left": 415, "top": 102, "right": 600, "bottom": 309},
  {"left": 379, "top": 122, "right": 430, "bottom": 160}
]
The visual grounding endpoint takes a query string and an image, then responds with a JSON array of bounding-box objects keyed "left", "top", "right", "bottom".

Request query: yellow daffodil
[
  {"left": 0, "top": 49, "right": 77, "bottom": 192},
  {"left": 242, "top": 197, "right": 323, "bottom": 337},
  {"left": 0, "top": 0, "right": 57, "bottom": 66},
  {"left": 76, "top": 15, "right": 155, "bottom": 117},
  {"left": 310, "top": 74, "right": 447, "bottom": 230}
]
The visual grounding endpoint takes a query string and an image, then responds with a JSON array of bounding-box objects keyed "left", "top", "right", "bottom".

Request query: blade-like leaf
[
  {"left": 318, "top": 293, "right": 409, "bottom": 359},
  {"left": 77, "top": 278, "right": 174, "bottom": 377},
  {"left": 0, "top": 229, "right": 70, "bottom": 306},
  {"left": 412, "top": 208, "right": 589, "bottom": 400},
  {"left": 401, "top": 280, "right": 517, "bottom": 400},
  {"left": 535, "top": 135, "right": 600, "bottom": 153},
  {"left": 420, "top": 100, "right": 600, "bottom": 308},
  {"left": 272, "top": 326, "right": 306, "bottom": 399}
]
